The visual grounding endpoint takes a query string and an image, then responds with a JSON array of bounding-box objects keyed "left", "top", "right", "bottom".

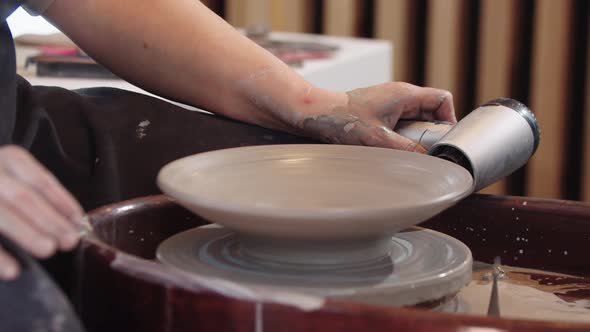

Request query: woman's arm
[{"left": 43, "top": 0, "right": 456, "bottom": 152}]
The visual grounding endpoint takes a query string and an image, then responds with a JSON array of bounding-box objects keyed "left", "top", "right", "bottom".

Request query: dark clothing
[
  {"left": 0, "top": 1, "right": 21, "bottom": 21},
  {"left": 0, "top": 236, "right": 84, "bottom": 332},
  {"left": 1, "top": 22, "right": 17, "bottom": 145}
]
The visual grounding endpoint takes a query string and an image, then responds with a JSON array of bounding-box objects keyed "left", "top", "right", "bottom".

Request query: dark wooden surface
[
  {"left": 80, "top": 194, "right": 590, "bottom": 332},
  {"left": 424, "top": 195, "right": 590, "bottom": 276}
]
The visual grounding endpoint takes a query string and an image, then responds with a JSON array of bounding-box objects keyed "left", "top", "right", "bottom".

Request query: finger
[
  {"left": 400, "top": 88, "right": 457, "bottom": 123},
  {"left": 0, "top": 177, "right": 80, "bottom": 251},
  {"left": 0, "top": 246, "right": 20, "bottom": 281},
  {"left": 0, "top": 202, "right": 57, "bottom": 259},
  {"left": 0, "top": 146, "right": 84, "bottom": 222},
  {"left": 359, "top": 126, "right": 427, "bottom": 154},
  {"left": 429, "top": 90, "right": 456, "bottom": 123}
]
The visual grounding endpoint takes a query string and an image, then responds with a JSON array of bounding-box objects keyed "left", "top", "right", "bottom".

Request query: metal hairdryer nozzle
[{"left": 394, "top": 98, "right": 541, "bottom": 192}]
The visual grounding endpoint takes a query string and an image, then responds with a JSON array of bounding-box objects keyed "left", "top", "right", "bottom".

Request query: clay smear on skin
[
  {"left": 301, "top": 113, "right": 366, "bottom": 145},
  {"left": 300, "top": 90, "right": 416, "bottom": 150},
  {"left": 300, "top": 90, "right": 378, "bottom": 146},
  {"left": 237, "top": 67, "right": 392, "bottom": 146}
]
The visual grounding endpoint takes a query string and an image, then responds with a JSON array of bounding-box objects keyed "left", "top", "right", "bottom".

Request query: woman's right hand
[{"left": 0, "top": 145, "right": 84, "bottom": 281}]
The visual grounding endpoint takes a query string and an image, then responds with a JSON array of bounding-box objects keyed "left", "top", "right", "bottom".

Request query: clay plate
[{"left": 157, "top": 144, "right": 473, "bottom": 240}]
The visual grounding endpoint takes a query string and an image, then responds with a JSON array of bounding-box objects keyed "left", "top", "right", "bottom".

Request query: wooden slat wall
[
  {"left": 269, "top": 0, "right": 314, "bottom": 33},
  {"left": 322, "top": 0, "right": 362, "bottom": 36},
  {"left": 526, "top": 0, "right": 574, "bottom": 199},
  {"left": 225, "top": 0, "right": 313, "bottom": 32},
  {"left": 583, "top": 16, "right": 590, "bottom": 201},
  {"left": 226, "top": 0, "right": 270, "bottom": 28},
  {"left": 214, "top": 0, "right": 588, "bottom": 200},
  {"left": 475, "top": 0, "right": 519, "bottom": 195},
  {"left": 374, "top": 0, "right": 415, "bottom": 83},
  {"left": 424, "top": 0, "right": 469, "bottom": 117}
]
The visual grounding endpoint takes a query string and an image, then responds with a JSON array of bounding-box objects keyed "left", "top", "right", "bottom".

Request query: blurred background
[
  {"left": 8, "top": 0, "right": 590, "bottom": 201},
  {"left": 202, "top": 0, "right": 590, "bottom": 202}
]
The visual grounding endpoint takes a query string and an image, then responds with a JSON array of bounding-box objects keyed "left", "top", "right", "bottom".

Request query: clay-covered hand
[
  {"left": 0, "top": 145, "right": 84, "bottom": 281},
  {"left": 297, "top": 82, "right": 456, "bottom": 153}
]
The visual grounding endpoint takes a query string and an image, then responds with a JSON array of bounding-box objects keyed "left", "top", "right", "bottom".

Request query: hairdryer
[{"left": 395, "top": 98, "right": 541, "bottom": 192}]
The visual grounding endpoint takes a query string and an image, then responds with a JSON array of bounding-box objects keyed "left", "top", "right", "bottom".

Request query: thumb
[{"left": 364, "top": 128, "right": 427, "bottom": 153}]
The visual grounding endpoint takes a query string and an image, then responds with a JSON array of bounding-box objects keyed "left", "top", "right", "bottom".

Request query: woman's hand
[
  {"left": 296, "top": 82, "right": 456, "bottom": 153},
  {"left": 0, "top": 145, "right": 84, "bottom": 281}
]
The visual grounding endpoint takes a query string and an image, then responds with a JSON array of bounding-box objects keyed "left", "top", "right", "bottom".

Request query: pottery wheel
[{"left": 157, "top": 225, "right": 472, "bottom": 307}]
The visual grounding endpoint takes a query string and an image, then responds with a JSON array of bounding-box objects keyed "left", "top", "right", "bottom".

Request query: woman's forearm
[{"left": 43, "top": 0, "right": 346, "bottom": 133}]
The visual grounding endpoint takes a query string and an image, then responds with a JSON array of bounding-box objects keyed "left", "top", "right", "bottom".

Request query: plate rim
[{"left": 157, "top": 144, "right": 474, "bottom": 218}]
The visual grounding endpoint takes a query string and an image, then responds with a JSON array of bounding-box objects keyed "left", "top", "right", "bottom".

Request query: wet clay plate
[{"left": 157, "top": 144, "right": 473, "bottom": 241}]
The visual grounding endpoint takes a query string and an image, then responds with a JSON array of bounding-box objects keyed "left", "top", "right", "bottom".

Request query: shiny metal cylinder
[
  {"left": 429, "top": 99, "right": 540, "bottom": 192},
  {"left": 395, "top": 121, "right": 453, "bottom": 150}
]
